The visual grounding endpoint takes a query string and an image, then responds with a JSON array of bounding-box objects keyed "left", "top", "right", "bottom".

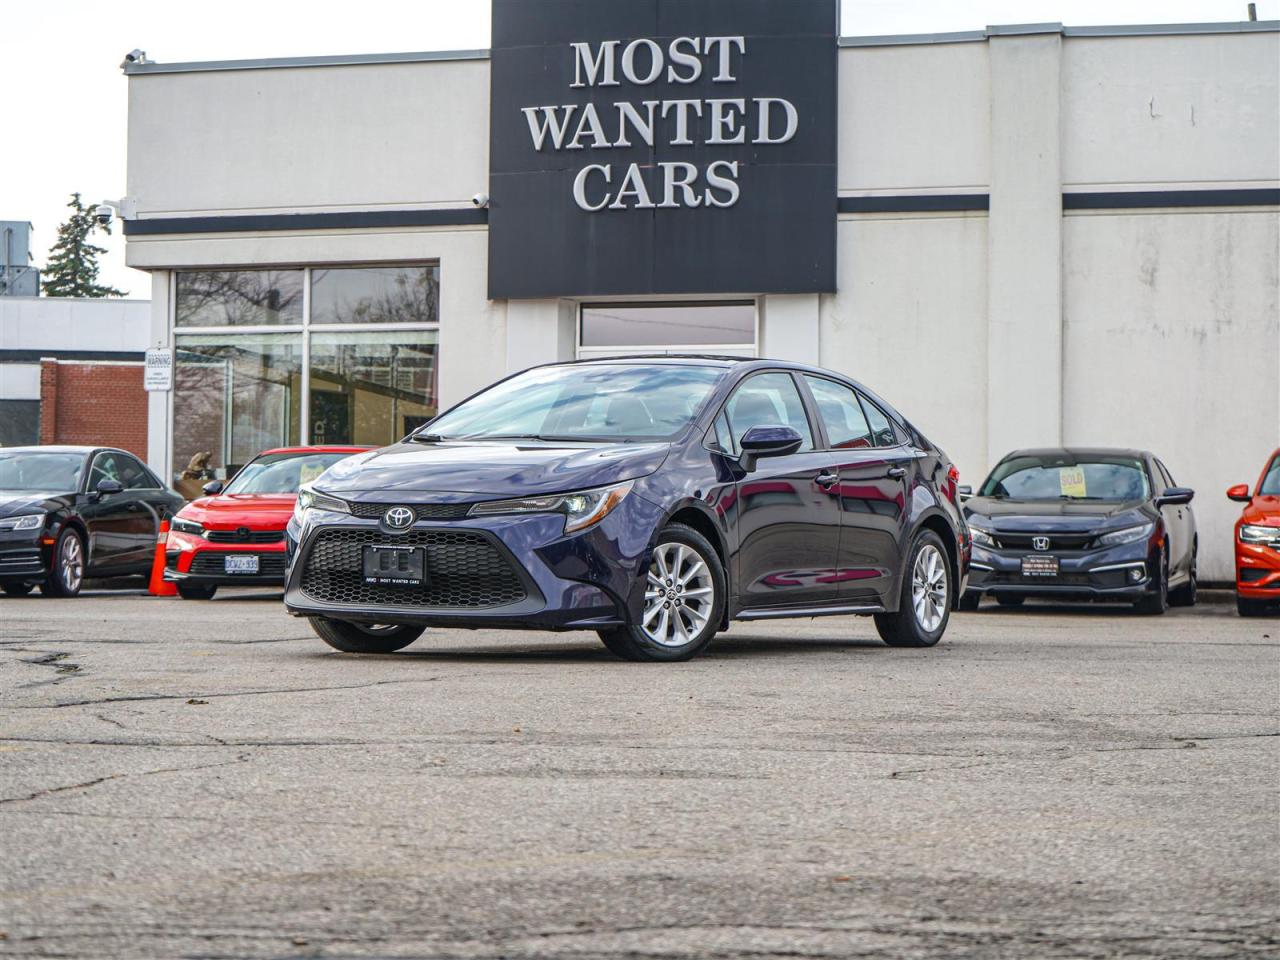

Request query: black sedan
[
  {"left": 960, "top": 448, "right": 1196, "bottom": 614},
  {"left": 285, "top": 357, "right": 969, "bottom": 660},
  {"left": 0, "top": 446, "right": 184, "bottom": 597}
]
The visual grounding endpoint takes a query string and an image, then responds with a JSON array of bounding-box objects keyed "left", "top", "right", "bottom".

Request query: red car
[
  {"left": 164, "top": 446, "right": 371, "bottom": 599},
  {"left": 1228, "top": 448, "right": 1280, "bottom": 617}
]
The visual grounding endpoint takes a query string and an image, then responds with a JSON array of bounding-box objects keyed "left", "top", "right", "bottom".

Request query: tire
[
  {"left": 42, "top": 527, "right": 85, "bottom": 598},
  {"left": 957, "top": 591, "right": 981, "bottom": 612},
  {"left": 2, "top": 582, "right": 33, "bottom": 597},
  {"left": 996, "top": 595, "right": 1025, "bottom": 608},
  {"left": 309, "top": 618, "right": 425, "bottom": 654},
  {"left": 875, "top": 530, "right": 952, "bottom": 648},
  {"left": 178, "top": 583, "right": 218, "bottom": 600},
  {"left": 597, "top": 523, "right": 726, "bottom": 662},
  {"left": 1134, "top": 547, "right": 1168, "bottom": 615},
  {"left": 1168, "top": 542, "right": 1197, "bottom": 607},
  {"left": 1237, "top": 597, "right": 1276, "bottom": 618}
]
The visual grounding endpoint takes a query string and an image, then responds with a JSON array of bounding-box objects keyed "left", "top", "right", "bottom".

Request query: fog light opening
[{"left": 1129, "top": 566, "right": 1146, "bottom": 583}]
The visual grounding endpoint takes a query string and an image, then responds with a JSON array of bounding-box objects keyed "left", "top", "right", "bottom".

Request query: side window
[
  {"left": 89, "top": 453, "right": 121, "bottom": 488},
  {"left": 705, "top": 412, "right": 736, "bottom": 455},
  {"left": 1156, "top": 459, "right": 1175, "bottom": 490},
  {"left": 803, "top": 376, "right": 873, "bottom": 449},
  {"left": 118, "top": 455, "right": 156, "bottom": 490},
  {"left": 725, "top": 373, "right": 813, "bottom": 452},
  {"left": 858, "top": 395, "right": 900, "bottom": 448}
]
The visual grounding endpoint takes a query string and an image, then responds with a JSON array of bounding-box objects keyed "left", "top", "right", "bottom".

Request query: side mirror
[
  {"left": 957, "top": 484, "right": 974, "bottom": 499},
  {"left": 94, "top": 477, "right": 123, "bottom": 498},
  {"left": 202, "top": 480, "right": 224, "bottom": 496},
  {"left": 738, "top": 425, "right": 803, "bottom": 472},
  {"left": 1156, "top": 486, "right": 1194, "bottom": 507},
  {"left": 1227, "top": 483, "right": 1252, "bottom": 503}
]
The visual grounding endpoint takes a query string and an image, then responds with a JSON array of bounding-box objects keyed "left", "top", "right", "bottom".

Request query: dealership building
[{"left": 120, "top": 4, "right": 1278, "bottom": 580}]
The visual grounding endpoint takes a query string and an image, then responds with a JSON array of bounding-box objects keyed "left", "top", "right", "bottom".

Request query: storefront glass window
[
  {"left": 580, "top": 302, "right": 755, "bottom": 348},
  {"left": 308, "top": 331, "right": 439, "bottom": 446},
  {"left": 176, "top": 270, "right": 304, "bottom": 327},
  {"left": 311, "top": 266, "right": 440, "bottom": 325},
  {"left": 172, "top": 334, "right": 302, "bottom": 489}
]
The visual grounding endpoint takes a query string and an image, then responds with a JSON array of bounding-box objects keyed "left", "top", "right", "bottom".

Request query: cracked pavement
[{"left": 0, "top": 589, "right": 1276, "bottom": 958}]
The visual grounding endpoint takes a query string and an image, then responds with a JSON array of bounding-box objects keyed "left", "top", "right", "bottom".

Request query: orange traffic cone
[{"left": 149, "top": 519, "right": 178, "bottom": 596}]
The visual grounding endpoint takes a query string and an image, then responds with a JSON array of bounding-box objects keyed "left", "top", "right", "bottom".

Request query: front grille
[
  {"left": 995, "top": 533, "right": 1095, "bottom": 550},
  {"left": 0, "top": 549, "right": 41, "bottom": 571},
  {"left": 347, "top": 501, "right": 473, "bottom": 521},
  {"left": 188, "top": 552, "right": 288, "bottom": 578},
  {"left": 205, "top": 529, "right": 285, "bottom": 544},
  {"left": 300, "top": 528, "right": 526, "bottom": 609}
]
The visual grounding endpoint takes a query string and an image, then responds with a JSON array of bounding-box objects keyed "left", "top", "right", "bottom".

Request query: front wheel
[
  {"left": 957, "top": 591, "right": 981, "bottom": 611},
  {"left": 1134, "top": 548, "right": 1168, "bottom": 615},
  {"left": 309, "top": 618, "right": 425, "bottom": 653},
  {"left": 1237, "top": 597, "right": 1276, "bottom": 618},
  {"left": 178, "top": 583, "right": 217, "bottom": 600},
  {"left": 597, "top": 523, "right": 725, "bottom": 662},
  {"left": 875, "top": 530, "right": 951, "bottom": 648},
  {"left": 42, "top": 528, "right": 85, "bottom": 598},
  {"left": 2, "top": 582, "right": 34, "bottom": 597}
]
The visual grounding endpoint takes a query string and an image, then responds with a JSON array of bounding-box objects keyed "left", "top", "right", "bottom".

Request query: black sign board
[{"left": 488, "top": 0, "right": 838, "bottom": 300}]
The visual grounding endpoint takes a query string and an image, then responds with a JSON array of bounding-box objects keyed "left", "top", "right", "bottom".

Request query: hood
[
  {"left": 1241, "top": 495, "right": 1280, "bottom": 527},
  {"left": 965, "top": 497, "right": 1150, "bottom": 533},
  {"left": 0, "top": 491, "right": 70, "bottom": 518},
  {"left": 178, "top": 493, "right": 297, "bottom": 529},
  {"left": 313, "top": 440, "right": 671, "bottom": 499}
]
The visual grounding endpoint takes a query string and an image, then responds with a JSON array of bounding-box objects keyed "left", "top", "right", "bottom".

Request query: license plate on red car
[
  {"left": 225, "top": 555, "right": 259, "bottom": 574},
  {"left": 1021, "top": 555, "right": 1059, "bottom": 578},
  {"left": 362, "top": 545, "right": 425, "bottom": 587}
]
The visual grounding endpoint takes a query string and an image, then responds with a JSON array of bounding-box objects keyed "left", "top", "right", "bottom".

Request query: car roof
[
  {"left": 256, "top": 446, "right": 374, "bottom": 456},
  {"left": 0, "top": 445, "right": 111, "bottom": 455},
  {"left": 1004, "top": 447, "right": 1152, "bottom": 460}
]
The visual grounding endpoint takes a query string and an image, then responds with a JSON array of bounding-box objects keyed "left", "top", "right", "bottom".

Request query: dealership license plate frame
[
  {"left": 224, "top": 554, "right": 260, "bottom": 575},
  {"left": 1021, "top": 554, "right": 1060, "bottom": 578},
  {"left": 362, "top": 545, "right": 426, "bottom": 588}
]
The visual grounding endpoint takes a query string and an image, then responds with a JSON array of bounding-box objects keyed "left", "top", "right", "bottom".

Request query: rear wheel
[
  {"left": 309, "top": 618, "right": 425, "bottom": 654},
  {"left": 42, "top": 528, "right": 85, "bottom": 598},
  {"left": 957, "top": 591, "right": 981, "bottom": 611},
  {"left": 597, "top": 524, "right": 725, "bottom": 662},
  {"left": 875, "top": 530, "right": 951, "bottom": 648},
  {"left": 1168, "top": 541, "right": 1197, "bottom": 607},
  {"left": 177, "top": 583, "right": 217, "bottom": 600},
  {"left": 2, "top": 582, "right": 33, "bottom": 597}
]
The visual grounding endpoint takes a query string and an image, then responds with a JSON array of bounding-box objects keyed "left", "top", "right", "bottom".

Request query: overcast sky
[{"left": 3, "top": 0, "right": 1274, "bottom": 300}]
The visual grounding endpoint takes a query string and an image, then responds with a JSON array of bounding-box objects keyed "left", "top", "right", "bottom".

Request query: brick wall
[{"left": 38, "top": 359, "right": 148, "bottom": 458}]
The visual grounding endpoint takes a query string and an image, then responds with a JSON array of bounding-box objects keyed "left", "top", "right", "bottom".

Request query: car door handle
[
  {"left": 887, "top": 466, "right": 907, "bottom": 479},
  {"left": 815, "top": 472, "right": 839, "bottom": 489}
]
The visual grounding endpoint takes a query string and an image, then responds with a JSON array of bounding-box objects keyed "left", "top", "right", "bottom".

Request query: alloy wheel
[
  {"left": 911, "top": 544, "right": 948, "bottom": 633},
  {"left": 60, "top": 534, "right": 84, "bottom": 593},
  {"left": 641, "top": 541, "right": 715, "bottom": 647}
]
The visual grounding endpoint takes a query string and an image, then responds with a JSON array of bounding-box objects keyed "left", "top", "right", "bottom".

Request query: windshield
[
  {"left": 423, "top": 364, "right": 726, "bottom": 442},
  {"left": 1261, "top": 455, "right": 1280, "bottom": 496},
  {"left": 980, "top": 454, "right": 1151, "bottom": 501},
  {"left": 0, "top": 452, "right": 85, "bottom": 492},
  {"left": 224, "top": 452, "right": 357, "bottom": 495}
]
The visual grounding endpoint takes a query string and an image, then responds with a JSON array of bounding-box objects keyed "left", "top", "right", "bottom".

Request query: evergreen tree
[{"left": 41, "top": 193, "right": 126, "bottom": 298}]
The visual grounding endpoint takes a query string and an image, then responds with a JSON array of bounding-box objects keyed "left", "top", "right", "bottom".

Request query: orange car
[{"left": 1228, "top": 448, "right": 1280, "bottom": 617}]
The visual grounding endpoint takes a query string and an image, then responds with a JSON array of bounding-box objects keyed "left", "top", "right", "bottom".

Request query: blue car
[{"left": 284, "top": 357, "right": 969, "bottom": 661}]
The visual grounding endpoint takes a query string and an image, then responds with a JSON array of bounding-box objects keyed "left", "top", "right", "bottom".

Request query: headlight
[
  {"left": 969, "top": 526, "right": 997, "bottom": 548},
  {"left": 293, "top": 486, "right": 350, "bottom": 525},
  {"left": 170, "top": 517, "right": 204, "bottom": 537},
  {"left": 0, "top": 513, "right": 44, "bottom": 532},
  {"left": 1095, "top": 523, "right": 1154, "bottom": 548},
  {"left": 1240, "top": 524, "right": 1280, "bottom": 544},
  {"left": 469, "top": 481, "right": 633, "bottom": 534}
]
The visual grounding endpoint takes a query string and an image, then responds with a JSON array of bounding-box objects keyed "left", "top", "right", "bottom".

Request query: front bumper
[
  {"left": 966, "top": 541, "right": 1156, "bottom": 601},
  {"left": 163, "top": 533, "right": 289, "bottom": 587},
  {"left": 0, "top": 528, "right": 50, "bottom": 583},
  {"left": 282, "top": 493, "right": 664, "bottom": 631},
  {"left": 1236, "top": 540, "right": 1280, "bottom": 600}
]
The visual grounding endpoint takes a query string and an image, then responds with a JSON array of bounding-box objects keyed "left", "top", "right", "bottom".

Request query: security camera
[
  {"left": 93, "top": 204, "right": 115, "bottom": 226},
  {"left": 121, "top": 49, "right": 147, "bottom": 67},
  {"left": 471, "top": 192, "right": 490, "bottom": 209}
]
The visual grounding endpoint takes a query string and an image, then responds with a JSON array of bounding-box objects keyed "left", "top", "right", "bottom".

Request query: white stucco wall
[{"left": 0, "top": 296, "right": 151, "bottom": 353}]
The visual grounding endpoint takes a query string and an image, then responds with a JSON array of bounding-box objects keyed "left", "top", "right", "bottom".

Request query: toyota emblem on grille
[
  {"left": 1032, "top": 536, "right": 1051, "bottom": 551},
  {"left": 384, "top": 506, "right": 415, "bottom": 530}
]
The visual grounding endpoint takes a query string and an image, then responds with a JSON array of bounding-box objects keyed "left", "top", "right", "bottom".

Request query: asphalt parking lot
[{"left": 0, "top": 591, "right": 1276, "bottom": 959}]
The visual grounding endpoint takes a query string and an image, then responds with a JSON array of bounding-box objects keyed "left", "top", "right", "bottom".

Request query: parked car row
[{"left": 1, "top": 363, "right": 1276, "bottom": 658}]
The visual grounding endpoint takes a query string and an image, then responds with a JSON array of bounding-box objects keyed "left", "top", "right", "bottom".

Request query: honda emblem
[{"left": 1032, "top": 536, "right": 1050, "bottom": 552}]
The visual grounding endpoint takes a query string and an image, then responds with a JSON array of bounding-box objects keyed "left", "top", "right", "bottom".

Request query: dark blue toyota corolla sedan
[{"left": 284, "top": 358, "right": 969, "bottom": 661}]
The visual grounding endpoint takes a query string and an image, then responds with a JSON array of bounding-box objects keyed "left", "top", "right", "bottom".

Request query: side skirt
[{"left": 735, "top": 603, "right": 884, "bottom": 621}]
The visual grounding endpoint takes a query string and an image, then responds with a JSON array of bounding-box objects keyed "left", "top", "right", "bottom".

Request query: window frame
[{"left": 167, "top": 262, "right": 441, "bottom": 483}]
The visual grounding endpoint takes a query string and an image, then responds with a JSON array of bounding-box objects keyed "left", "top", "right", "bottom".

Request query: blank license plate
[
  {"left": 1021, "top": 555, "right": 1059, "bottom": 578},
  {"left": 363, "top": 545, "right": 425, "bottom": 587},
  {"left": 224, "top": 554, "right": 259, "bottom": 574}
]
